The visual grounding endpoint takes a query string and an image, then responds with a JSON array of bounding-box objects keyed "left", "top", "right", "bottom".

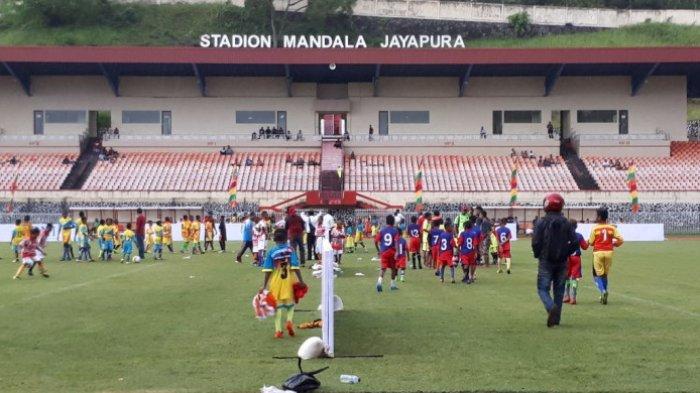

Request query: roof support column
[
  {"left": 3, "top": 62, "right": 31, "bottom": 96},
  {"left": 284, "top": 64, "right": 293, "bottom": 98},
  {"left": 544, "top": 64, "right": 565, "bottom": 97},
  {"left": 373, "top": 64, "right": 381, "bottom": 97},
  {"left": 631, "top": 63, "right": 660, "bottom": 97},
  {"left": 192, "top": 63, "right": 206, "bottom": 97},
  {"left": 458, "top": 64, "right": 474, "bottom": 97},
  {"left": 99, "top": 63, "right": 120, "bottom": 97}
]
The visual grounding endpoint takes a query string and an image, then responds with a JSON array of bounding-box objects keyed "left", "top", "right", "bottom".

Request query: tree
[{"left": 508, "top": 11, "right": 531, "bottom": 38}]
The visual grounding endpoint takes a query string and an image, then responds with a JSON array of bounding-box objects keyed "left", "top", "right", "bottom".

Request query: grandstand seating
[
  {"left": 582, "top": 142, "right": 700, "bottom": 191},
  {"left": 344, "top": 155, "right": 579, "bottom": 192},
  {"left": 83, "top": 152, "right": 320, "bottom": 192},
  {"left": 0, "top": 153, "right": 76, "bottom": 191}
]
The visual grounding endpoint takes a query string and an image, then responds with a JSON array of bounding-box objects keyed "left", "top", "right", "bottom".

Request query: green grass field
[{"left": 1, "top": 239, "right": 699, "bottom": 393}]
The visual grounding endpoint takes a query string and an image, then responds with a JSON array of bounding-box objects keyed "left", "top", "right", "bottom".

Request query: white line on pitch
[
  {"left": 519, "top": 265, "right": 699, "bottom": 318},
  {"left": 0, "top": 263, "right": 162, "bottom": 309}
]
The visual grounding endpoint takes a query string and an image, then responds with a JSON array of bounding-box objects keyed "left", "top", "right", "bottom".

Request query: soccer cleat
[
  {"left": 390, "top": 284, "right": 399, "bottom": 290},
  {"left": 602, "top": 291, "right": 608, "bottom": 305},
  {"left": 28, "top": 270, "right": 34, "bottom": 277},
  {"left": 507, "top": 269, "right": 511, "bottom": 274},
  {"left": 376, "top": 283, "right": 383, "bottom": 292},
  {"left": 434, "top": 271, "right": 440, "bottom": 277},
  {"left": 563, "top": 296, "right": 570, "bottom": 304},
  {"left": 285, "top": 321, "right": 295, "bottom": 337},
  {"left": 451, "top": 279, "right": 456, "bottom": 284},
  {"left": 570, "top": 298, "right": 577, "bottom": 305},
  {"left": 274, "top": 331, "right": 284, "bottom": 339},
  {"left": 399, "top": 275, "right": 405, "bottom": 283},
  {"left": 497, "top": 269, "right": 503, "bottom": 274},
  {"left": 13, "top": 275, "right": 20, "bottom": 280},
  {"left": 439, "top": 278, "right": 444, "bottom": 284},
  {"left": 41, "top": 273, "right": 49, "bottom": 278}
]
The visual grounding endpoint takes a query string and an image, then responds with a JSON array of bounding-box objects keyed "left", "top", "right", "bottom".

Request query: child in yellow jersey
[
  {"left": 180, "top": 215, "right": 191, "bottom": 253},
  {"left": 145, "top": 221, "right": 154, "bottom": 253},
  {"left": 204, "top": 216, "right": 215, "bottom": 252},
  {"left": 11, "top": 219, "right": 23, "bottom": 263},
  {"left": 20, "top": 215, "right": 32, "bottom": 240},
  {"left": 121, "top": 223, "right": 135, "bottom": 263},
  {"left": 163, "top": 217, "right": 173, "bottom": 253},
  {"left": 190, "top": 215, "right": 203, "bottom": 254},
  {"left": 59, "top": 213, "right": 76, "bottom": 261},
  {"left": 153, "top": 220, "right": 164, "bottom": 260},
  {"left": 96, "top": 219, "right": 106, "bottom": 260},
  {"left": 588, "top": 207, "right": 624, "bottom": 305},
  {"left": 101, "top": 218, "right": 117, "bottom": 261}
]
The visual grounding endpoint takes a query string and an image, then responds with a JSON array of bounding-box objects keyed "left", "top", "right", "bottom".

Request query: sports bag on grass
[{"left": 281, "top": 357, "right": 329, "bottom": 393}]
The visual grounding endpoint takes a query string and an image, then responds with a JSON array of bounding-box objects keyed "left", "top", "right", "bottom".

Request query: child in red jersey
[
  {"left": 13, "top": 227, "right": 49, "bottom": 279},
  {"left": 564, "top": 219, "right": 589, "bottom": 305},
  {"left": 458, "top": 219, "right": 481, "bottom": 284},
  {"left": 436, "top": 219, "right": 457, "bottom": 284}
]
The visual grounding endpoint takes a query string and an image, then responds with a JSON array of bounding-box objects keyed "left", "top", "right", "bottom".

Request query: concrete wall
[{"left": 0, "top": 75, "right": 687, "bottom": 142}]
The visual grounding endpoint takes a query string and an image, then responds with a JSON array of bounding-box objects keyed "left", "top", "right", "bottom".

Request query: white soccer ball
[{"left": 132, "top": 256, "right": 141, "bottom": 263}]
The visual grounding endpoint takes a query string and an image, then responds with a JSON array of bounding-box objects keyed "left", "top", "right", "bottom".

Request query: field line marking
[
  {"left": 0, "top": 263, "right": 162, "bottom": 309},
  {"left": 518, "top": 265, "right": 699, "bottom": 318}
]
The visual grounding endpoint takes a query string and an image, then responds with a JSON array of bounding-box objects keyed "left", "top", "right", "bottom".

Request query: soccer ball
[{"left": 132, "top": 256, "right": 141, "bottom": 263}]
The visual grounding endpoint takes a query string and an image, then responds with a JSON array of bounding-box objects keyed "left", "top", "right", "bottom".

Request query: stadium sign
[{"left": 199, "top": 34, "right": 466, "bottom": 49}]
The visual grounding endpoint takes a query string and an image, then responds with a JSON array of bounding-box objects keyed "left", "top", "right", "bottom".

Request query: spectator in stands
[
  {"left": 308, "top": 158, "right": 319, "bottom": 166},
  {"left": 602, "top": 159, "right": 611, "bottom": 168},
  {"left": 511, "top": 148, "right": 517, "bottom": 158},
  {"left": 220, "top": 145, "right": 233, "bottom": 156},
  {"left": 480, "top": 126, "right": 487, "bottom": 139},
  {"left": 251, "top": 132, "right": 258, "bottom": 140},
  {"left": 258, "top": 127, "right": 264, "bottom": 138},
  {"left": 333, "top": 139, "right": 342, "bottom": 149},
  {"left": 296, "top": 129, "right": 303, "bottom": 141},
  {"left": 350, "top": 151, "right": 356, "bottom": 160},
  {"left": 9, "top": 156, "right": 18, "bottom": 165},
  {"left": 547, "top": 122, "right": 555, "bottom": 139},
  {"left": 285, "top": 154, "right": 293, "bottom": 164},
  {"left": 537, "top": 156, "right": 544, "bottom": 167},
  {"left": 343, "top": 128, "right": 350, "bottom": 141},
  {"left": 368, "top": 124, "right": 374, "bottom": 141},
  {"left": 614, "top": 159, "right": 623, "bottom": 170},
  {"left": 285, "top": 207, "right": 306, "bottom": 266},
  {"left": 113, "top": 127, "right": 119, "bottom": 139},
  {"left": 294, "top": 157, "right": 305, "bottom": 167},
  {"left": 265, "top": 126, "right": 271, "bottom": 138},
  {"left": 256, "top": 158, "right": 264, "bottom": 166},
  {"left": 62, "top": 156, "right": 72, "bottom": 165},
  {"left": 285, "top": 129, "right": 292, "bottom": 140},
  {"left": 245, "top": 157, "right": 253, "bottom": 166},
  {"left": 135, "top": 208, "right": 146, "bottom": 259},
  {"left": 528, "top": 150, "right": 535, "bottom": 159}
]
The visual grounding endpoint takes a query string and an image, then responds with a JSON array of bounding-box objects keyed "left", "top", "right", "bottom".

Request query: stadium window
[
  {"left": 389, "top": 111, "right": 430, "bottom": 124},
  {"left": 122, "top": 111, "right": 161, "bottom": 124},
  {"left": 503, "top": 111, "right": 541, "bottom": 124},
  {"left": 235, "top": 111, "right": 276, "bottom": 124},
  {"left": 44, "top": 110, "right": 87, "bottom": 124},
  {"left": 577, "top": 110, "right": 618, "bottom": 123}
]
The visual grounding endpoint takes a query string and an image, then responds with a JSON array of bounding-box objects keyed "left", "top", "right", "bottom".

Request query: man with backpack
[{"left": 531, "top": 193, "right": 579, "bottom": 327}]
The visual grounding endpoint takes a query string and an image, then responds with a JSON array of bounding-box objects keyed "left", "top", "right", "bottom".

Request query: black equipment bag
[{"left": 282, "top": 358, "right": 329, "bottom": 393}]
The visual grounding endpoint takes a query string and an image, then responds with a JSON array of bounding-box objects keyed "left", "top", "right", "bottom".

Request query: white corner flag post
[{"left": 321, "top": 238, "right": 335, "bottom": 357}]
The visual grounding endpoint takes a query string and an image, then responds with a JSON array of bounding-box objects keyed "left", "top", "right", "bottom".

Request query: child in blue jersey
[
  {"left": 406, "top": 216, "right": 422, "bottom": 269},
  {"left": 121, "top": 223, "right": 135, "bottom": 263},
  {"left": 396, "top": 229, "right": 408, "bottom": 282},
  {"left": 564, "top": 219, "right": 589, "bottom": 305},
  {"left": 495, "top": 218, "right": 513, "bottom": 274},
  {"left": 436, "top": 220, "right": 457, "bottom": 284},
  {"left": 428, "top": 220, "right": 443, "bottom": 277},
  {"left": 376, "top": 215, "right": 400, "bottom": 292},
  {"left": 458, "top": 219, "right": 481, "bottom": 284}
]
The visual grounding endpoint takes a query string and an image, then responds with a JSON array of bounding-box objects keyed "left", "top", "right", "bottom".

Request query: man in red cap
[
  {"left": 285, "top": 207, "right": 306, "bottom": 266},
  {"left": 531, "top": 193, "right": 579, "bottom": 327}
]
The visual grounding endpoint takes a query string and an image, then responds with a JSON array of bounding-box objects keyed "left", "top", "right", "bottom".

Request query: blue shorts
[
  {"left": 102, "top": 240, "right": 114, "bottom": 251},
  {"left": 122, "top": 244, "right": 133, "bottom": 254},
  {"left": 154, "top": 244, "right": 162, "bottom": 253}
]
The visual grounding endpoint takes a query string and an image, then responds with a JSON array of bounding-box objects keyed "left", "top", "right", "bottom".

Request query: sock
[
  {"left": 571, "top": 280, "right": 578, "bottom": 299},
  {"left": 450, "top": 266, "right": 455, "bottom": 279},
  {"left": 286, "top": 305, "right": 295, "bottom": 323},
  {"left": 390, "top": 279, "right": 396, "bottom": 287},
  {"left": 400, "top": 269, "right": 405, "bottom": 277},
  {"left": 602, "top": 276, "right": 608, "bottom": 292},
  {"left": 506, "top": 258, "right": 511, "bottom": 271},
  {"left": 274, "top": 308, "right": 283, "bottom": 332},
  {"left": 417, "top": 254, "right": 422, "bottom": 267},
  {"left": 377, "top": 277, "right": 383, "bottom": 286},
  {"left": 440, "top": 266, "right": 445, "bottom": 280},
  {"left": 594, "top": 276, "right": 604, "bottom": 293},
  {"left": 564, "top": 280, "right": 570, "bottom": 297}
]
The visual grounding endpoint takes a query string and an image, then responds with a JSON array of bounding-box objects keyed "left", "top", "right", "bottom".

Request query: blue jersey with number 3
[{"left": 378, "top": 226, "right": 400, "bottom": 253}]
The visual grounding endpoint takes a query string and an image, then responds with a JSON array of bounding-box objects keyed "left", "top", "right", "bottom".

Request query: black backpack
[{"left": 282, "top": 358, "right": 329, "bottom": 393}]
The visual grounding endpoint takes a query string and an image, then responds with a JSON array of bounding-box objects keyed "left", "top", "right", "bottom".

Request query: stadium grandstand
[{"left": 1, "top": 45, "right": 700, "bottom": 232}]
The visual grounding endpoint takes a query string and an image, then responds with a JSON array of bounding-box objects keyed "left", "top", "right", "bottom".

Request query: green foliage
[
  {"left": 508, "top": 11, "right": 531, "bottom": 37},
  {"left": 0, "top": 240, "right": 699, "bottom": 392},
  {"left": 6, "top": 0, "right": 141, "bottom": 28}
]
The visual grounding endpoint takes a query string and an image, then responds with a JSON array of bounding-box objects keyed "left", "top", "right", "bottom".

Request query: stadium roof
[{"left": 1, "top": 46, "right": 699, "bottom": 96}]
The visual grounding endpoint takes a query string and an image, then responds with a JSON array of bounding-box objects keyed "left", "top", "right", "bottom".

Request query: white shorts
[
  {"left": 22, "top": 255, "right": 41, "bottom": 267},
  {"left": 315, "top": 238, "right": 324, "bottom": 255}
]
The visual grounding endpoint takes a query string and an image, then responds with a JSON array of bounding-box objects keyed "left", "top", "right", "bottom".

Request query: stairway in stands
[
  {"left": 320, "top": 140, "right": 344, "bottom": 192},
  {"left": 562, "top": 144, "right": 599, "bottom": 191},
  {"left": 60, "top": 137, "right": 100, "bottom": 190}
]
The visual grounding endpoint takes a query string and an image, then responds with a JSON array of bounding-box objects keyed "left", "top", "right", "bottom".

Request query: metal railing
[
  {"left": 107, "top": 134, "right": 322, "bottom": 142},
  {"left": 572, "top": 133, "right": 668, "bottom": 141},
  {"left": 350, "top": 133, "right": 551, "bottom": 143}
]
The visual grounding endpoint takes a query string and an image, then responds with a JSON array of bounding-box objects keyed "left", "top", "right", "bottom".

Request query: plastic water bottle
[{"left": 340, "top": 374, "right": 360, "bottom": 384}]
